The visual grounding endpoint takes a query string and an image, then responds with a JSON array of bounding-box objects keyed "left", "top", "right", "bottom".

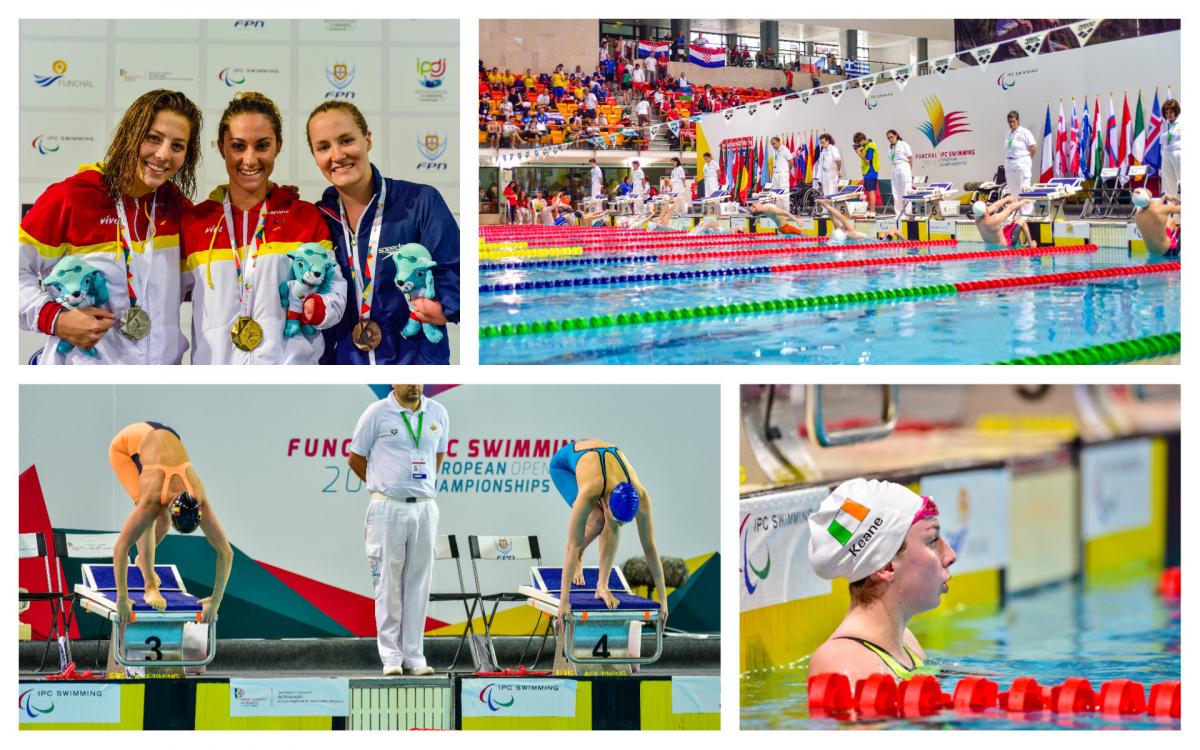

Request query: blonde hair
[
  {"left": 102, "top": 89, "right": 202, "bottom": 200},
  {"left": 217, "top": 91, "right": 283, "bottom": 147},
  {"left": 305, "top": 101, "right": 371, "bottom": 150}
]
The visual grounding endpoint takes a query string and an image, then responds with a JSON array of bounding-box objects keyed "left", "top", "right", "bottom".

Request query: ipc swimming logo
[
  {"left": 218, "top": 67, "right": 247, "bottom": 87},
  {"left": 417, "top": 58, "right": 446, "bottom": 89},
  {"left": 31, "top": 136, "right": 60, "bottom": 155},
  {"left": 918, "top": 95, "right": 971, "bottom": 148},
  {"left": 864, "top": 95, "right": 879, "bottom": 111},
  {"left": 740, "top": 514, "right": 771, "bottom": 595},
  {"left": 33, "top": 59, "right": 69, "bottom": 88},
  {"left": 996, "top": 72, "right": 1017, "bottom": 91},
  {"left": 479, "top": 684, "right": 515, "bottom": 712},
  {"left": 19, "top": 689, "right": 55, "bottom": 718}
]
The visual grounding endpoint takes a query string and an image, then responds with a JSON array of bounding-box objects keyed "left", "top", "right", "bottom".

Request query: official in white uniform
[
  {"left": 770, "top": 136, "right": 792, "bottom": 190},
  {"left": 816, "top": 134, "right": 842, "bottom": 195},
  {"left": 349, "top": 384, "right": 449, "bottom": 676},
  {"left": 1160, "top": 99, "right": 1182, "bottom": 196},
  {"left": 886, "top": 130, "right": 914, "bottom": 217},
  {"left": 1004, "top": 110, "right": 1037, "bottom": 216},
  {"left": 589, "top": 159, "right": 604, "bottom": 199},
  {"left": 630, "top": 161, "right": 646, "bottom": 212},
  {"left": 669, "top": 157, "right": 688, "bottom": 214},
  {"left": 702, "top": 152, "right": 720, "bottom": 197}
]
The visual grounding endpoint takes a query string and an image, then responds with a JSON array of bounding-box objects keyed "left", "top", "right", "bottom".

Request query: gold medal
[
  {"left": 119, "top": 306, "right": 152, "bottom": 341},
  {"left": 230, "top": 316, "right": 264, "bottom": 351},
  {"left": 353, "top": 320, "right": 382, "bottom": 352}
]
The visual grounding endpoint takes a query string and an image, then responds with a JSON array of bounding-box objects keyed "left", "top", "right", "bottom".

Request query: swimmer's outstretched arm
[
  {"left": 633, "top": 488, "right": 668, "bottom": 624},
  {"left": 113, "top": 491, "right": 168, "bottom": 623},
  {"left": 196, "top": 489, "right": 233, "bottom": 624},
  {"left": 558, "top": 477, "right": 601, "bottom": 622},
  {"left": 992, "top": 198, "right": 1031, "bottom": 222}
]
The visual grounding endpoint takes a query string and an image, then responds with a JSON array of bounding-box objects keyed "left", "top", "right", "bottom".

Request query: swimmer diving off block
[{"left": 548, "top": 439, "right": 668, "bottom": 627}]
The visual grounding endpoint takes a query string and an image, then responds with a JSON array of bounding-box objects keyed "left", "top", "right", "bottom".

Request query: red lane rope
[
  {"left": 768, "top": 244, "right": 1098, "bottom": 273},
  {"left": 953, "top": 261, "right": 1179, "bottom": 292}
]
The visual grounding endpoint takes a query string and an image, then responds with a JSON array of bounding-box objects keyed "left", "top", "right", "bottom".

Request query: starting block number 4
[{"left": 569, "top": 620, "right": 642, "bottom": 663}]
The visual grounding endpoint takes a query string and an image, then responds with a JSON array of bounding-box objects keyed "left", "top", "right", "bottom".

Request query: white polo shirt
[
  {"left": 1005, "top": 126, "right": 1036, "bottom": 162},
  {"left": 350, "top": 393, "right": 449, "bottom": 499}
]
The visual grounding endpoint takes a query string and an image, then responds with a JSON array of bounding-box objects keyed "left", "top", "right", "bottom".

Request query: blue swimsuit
[{"left": 549, "top": 441, "right": 631, "bottom": 506}]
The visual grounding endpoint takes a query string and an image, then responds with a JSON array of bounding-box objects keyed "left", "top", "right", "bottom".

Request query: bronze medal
[
  {"left": 119, "top": 306, "right": 152, "bottom": 341},
  {"left": 353, "top": 320, "right": 382, "bottom": 352},
  {"left": 230, "top": 316, "right": 264, "bottom": 351}
]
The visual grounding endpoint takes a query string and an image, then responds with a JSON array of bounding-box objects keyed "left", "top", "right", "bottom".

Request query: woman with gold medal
[
  {"left": 19, "top": 89, "right": 200, "bottom": 364},
  {"left": 181, "top": 93, "right": 345, "bottom": 364}
]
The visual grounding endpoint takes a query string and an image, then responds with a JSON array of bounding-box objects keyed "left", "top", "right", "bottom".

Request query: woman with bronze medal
[
  {"left": 181, "top": 93, "right": 346, "bottom": 364},
  {"left": 307, "top": 102, "right": 460, "bottom": 365},
  {"left": 19, "top": 89, "right": 200, "bottom": 364}
]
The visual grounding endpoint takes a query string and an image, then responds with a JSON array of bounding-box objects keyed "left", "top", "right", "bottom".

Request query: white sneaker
[
  {"left": 404, "top": 666, "right": 435, "bottom": 676},
  {"left": 383, "top": 665, "right": 404, "bottom": 676}
]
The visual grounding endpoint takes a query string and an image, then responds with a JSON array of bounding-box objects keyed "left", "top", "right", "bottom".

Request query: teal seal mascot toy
[
  {"left": 43, "top": 257, "right": 110, "bottom": 357},
  {"left": 383, "top": 242, "right": 443, "bottom": 344},
  {"left": 279, "top": 242, "right": 336, "bottom": 338}
]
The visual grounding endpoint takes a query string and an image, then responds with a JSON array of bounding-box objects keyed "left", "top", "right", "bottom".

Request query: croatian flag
[
  {"left": 637, "top": 40, "right": 670, "bottom": 59},
  {"left": 688, "top": 43, "right": 727, "bottom": 68}
]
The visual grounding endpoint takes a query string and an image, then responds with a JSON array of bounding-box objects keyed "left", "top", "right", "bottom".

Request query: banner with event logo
[
  {"left": 460, "top": 679, "right": 577, "bottom": 718},
  {"left": 1080, "top": 438, "right": 1153, "bottom": 540},
  {"left": 739, "top": 486, "right": 832, "bottom": 613},
  {"left": 698, "top": 31, "right": 1179, "bottom": 191},
  {"left": 229, "top": 678, "right": 350, "bottom": 717},
  {"left": 919, "top": 467, "right": 1011, "bottom": 574},
  {"left": 18, "top": 683, "right": 122, "bottom": 724}
]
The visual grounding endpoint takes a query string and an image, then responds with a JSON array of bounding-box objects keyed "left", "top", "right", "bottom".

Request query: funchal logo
[
  {"left": 417, "top": 133, "right": 449, "bottom": 170},
  {"left": 479, "top": 684, "right": 515, "bottom": 712},
  {"left": 218, "top": 67, "right": 247, "bottom": 87},
  {"left": 417, "top": 57, "right": 447, "bottom": 89},
  {"left": 33, "top": 59, "right": 92, "bottom": 89},
  {"left": 31, "top": 136, "right": 60, "bottom": 155},
  {"left": 739, "top": 513, "right": 771, "bottom": 595},
  {"left": 19, "top": 689, "right": 54, "bottom": 718},
  {"left": 918, "top": 95, "right": 971, "bottom": 148}
]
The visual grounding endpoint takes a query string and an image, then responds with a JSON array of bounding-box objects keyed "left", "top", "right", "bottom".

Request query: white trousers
[
  {"left": 591, "top": 183, "right": 603, "bottom": 199},
  {"left": 1005, "top": 158, "right": 1033, "bottom": 215},
  {"left": 891, "top": 167, "right": 913, "bottom": 216},
  {"left": 773, "top": 172, "right": 791, "bottom": 191},
  {"left": 1161, "top": 151, "right": 1181, "bottom": 196},
  {"left": 365, "top": 497, "right": 439, "bottom": 669},
  {"left": 817, "top": 169, "right": 840, "bottom": 196}
]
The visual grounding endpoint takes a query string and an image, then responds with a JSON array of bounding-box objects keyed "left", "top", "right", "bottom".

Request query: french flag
[
  {"left": 637, "top": 40, "right": 670, "bottom": 59},
  {"left": 688, "top": 43, "right": 727, "bottom": 68}
]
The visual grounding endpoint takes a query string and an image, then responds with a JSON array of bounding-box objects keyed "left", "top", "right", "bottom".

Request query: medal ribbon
[
  {"left": 222, "top": 194, "right": 269, "bottom": 318},
  {"left": 340, "top": 179, "right": 388, "bottom": 320},
  {"left": 113, "top": 191, "right": 157, "bottom": 309},
  {"left": 401, "top": 411, "right": 424, "bottom": 449}
]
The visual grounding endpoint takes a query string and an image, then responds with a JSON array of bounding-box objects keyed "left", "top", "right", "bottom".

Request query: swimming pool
[
  {"left": 479, "top": 231, "right": 1181, "bottom": 364},
  {"left": 739, "top": 574, "right": 1181, "bottom": 730}
]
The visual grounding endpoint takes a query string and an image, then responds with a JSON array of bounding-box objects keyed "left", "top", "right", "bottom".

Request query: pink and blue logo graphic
[
  {"left": 918, "top": 95, "right": 972, "bottom": 148},
  {"left": 479, "top": 683, "right": 515, "bottom": 712},
  {"left": 218, "top": 67, "right": 247, "bottom": 87},
  {"left": 31, "top": 136, "right": 59, "bottom": 155},
  {"left": 740, "top": 514, "right": 771, "bottom": 595},
  {"left": 417, "top": 58, "right": 446, "bottom": 89}
]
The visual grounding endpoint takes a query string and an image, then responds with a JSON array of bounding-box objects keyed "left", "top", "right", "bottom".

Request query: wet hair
[
  {"left": 305, "top": 101, "right": 372, "bottom": 150},
  {"left": 1007, "top": 110, "right": 1020, "bottom": 122},
  {"left": 1162, "top": 99, "right": 1181, "bottom": 117},
  {"left": 820, "top": 133, "right": 834, "bottom": 145},
  {"left": 887, "top": 129, "right": 902, "bottom": 141},
  {"left": 217, "top": 92, "right": 283, "bottom": 153},
  {"left": 847, "top": 538, "right": 907, "bottom": 607},
  {"left": 102, "top": 89, "right": 203, "bottom": 201}
]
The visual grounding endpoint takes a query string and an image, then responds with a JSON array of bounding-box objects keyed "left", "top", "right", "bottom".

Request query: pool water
[
  {"left": 480, "top": 240, "right": 1180, "bottom": 364},
  {"left": 739, "top": 575, "right": 1181, "bottom": 730}
]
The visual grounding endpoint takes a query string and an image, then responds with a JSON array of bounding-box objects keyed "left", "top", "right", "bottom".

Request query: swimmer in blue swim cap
[
  {"left": 806, "top": 478, "right": 956, "bottom": 684},
  {"left": 548, "top": 439, "right": 666, "bottom": 623}
]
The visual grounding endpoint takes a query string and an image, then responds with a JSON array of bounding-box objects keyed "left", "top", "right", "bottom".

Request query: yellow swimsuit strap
[{"left": 835, "top": 636, "right": 933, "bottom": 681}]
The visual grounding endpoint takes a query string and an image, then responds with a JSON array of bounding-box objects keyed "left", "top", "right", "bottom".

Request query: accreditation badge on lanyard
[
  {"left": 341, "top": 180, "right": 388, "bottom": 360},
  {"left": 113, "top": 191, "right": 157, "bottom": 341},
  {"left": 401, "top": 411, "right": 427, "bottom": 480},
  {"left": 223, "top": 194, "right": 268, "bottom": 352}
]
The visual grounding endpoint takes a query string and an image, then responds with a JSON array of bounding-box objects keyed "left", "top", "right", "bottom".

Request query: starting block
[
  {"left": 74, "top": 564, "right": 217, "bottom": 668},
  {"left": 904, "top": 182, "right": 960, "bottom": 219},
  {"left": 697, "top": 186, "right": 731, "bottom": 216},
  {"left": 518, "top": 566, "right": 662, "bottom": 674},
  {"left": 1021, "top": 177, "right": 1083, "bottom": 222}
]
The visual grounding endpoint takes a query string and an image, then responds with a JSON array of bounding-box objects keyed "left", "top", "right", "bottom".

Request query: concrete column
[
  {"left": 671, "top": 20, "right": 692, "bottom": 60},
  {"left": 844, "top": 29, "right": 858, "bottom": 60},
  {"left": 759, "top": 20, "right": 779, "bottom": 66},
  {"left": 917, "top": 37, "right": 928, "bottom": 76}
]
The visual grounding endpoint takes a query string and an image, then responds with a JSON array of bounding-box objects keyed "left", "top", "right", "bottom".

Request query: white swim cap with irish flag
[{"left": 807, "top": 477, "right": 925, "bottom": 583}]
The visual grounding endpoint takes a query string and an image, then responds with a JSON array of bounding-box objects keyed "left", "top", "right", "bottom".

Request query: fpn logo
[
  {"left": 417, "top": 57, "right": 446, "bottom": 89},
  {"left": 494, "top": 537, "right": 513, "bottom": 558},
  {"left": 740, "top": 514, "right": 771, "bottom": 595},
  {"left": 31, "top": 135, "right": 60, "bottom": 155},
  {"left": 218, "top": 67, "right": 247, "bottom": 87},
  {"left": 478, "top": 684, "right": 515, "bottom": 712},
  {"left": 233, "top": 20, "right": 265, "bottom": 29},
  {"left": 416, "top": 133, "right": 449, "bottom": 170},
  {"left": 19, "top": 689, "right": 55, "bottom": 719},
  {"left": 918, "top": 95, "right": 971, "bottom": 148},
  {"left": 324, "top": 62, "right": 356, "bottom": 99}
]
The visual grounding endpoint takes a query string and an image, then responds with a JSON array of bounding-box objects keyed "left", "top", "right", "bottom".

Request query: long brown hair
[
  {"left": 217, "top": 91, "right": 284, "bottom": 148},
  {"left": 102, "top": 89, "right": 202, "bottom": 200},
  {"left": 305, "top": 101, "right": 371, "bottom": 150}
]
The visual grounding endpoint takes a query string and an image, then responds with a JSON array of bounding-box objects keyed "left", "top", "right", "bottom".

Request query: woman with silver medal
[{"left": 19, "top": 90, "right": 200, "bottom": 364}]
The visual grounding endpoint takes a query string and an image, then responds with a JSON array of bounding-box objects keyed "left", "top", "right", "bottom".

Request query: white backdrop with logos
[{"left": 698, "top": 32, "right": 1180, "bottom": 190}]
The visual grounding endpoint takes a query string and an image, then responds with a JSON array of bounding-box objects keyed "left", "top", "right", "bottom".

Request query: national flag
[
  {"left": 827, "top": 498, "right": 871, "bottom": 546},
  {"left": 1105, "top": 94, "right": 1118, "bottom": 169},
  {"left": 637, "top": 40, "right": 670, "bottom": 59},
  {"left": 1069, "top": 99, "right": 1081, "bottom": 177},
  {"left": 1118, "top": 92, "right": 1131, "bottom": 180},
  {"left": 1144, "top": 89, "right": 1163, "bottom": 177},
  {"left": 760, "top": 138, "right": 771, "bottom": 189},
  {"left": 1055, "top": 100, "right": 1067, "bottom": 177},
  {"left": 1040, "top": 104, "right": 1054, "bottom": 183},
  {"left": 1093, "top": 97, "right": 1106, "bottom": 178},
  {"left": 688, "top": 43, "right": 727, "bottom": 68},
  {"left": 807, "top": 131, "right": 816, "bottom": 184},
  {"left": 1080, "top": 97, "right": 1092, "bottom": 179},
  {"left": 1131, "top": 91, "right": 1146, "bottom": 178}
]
